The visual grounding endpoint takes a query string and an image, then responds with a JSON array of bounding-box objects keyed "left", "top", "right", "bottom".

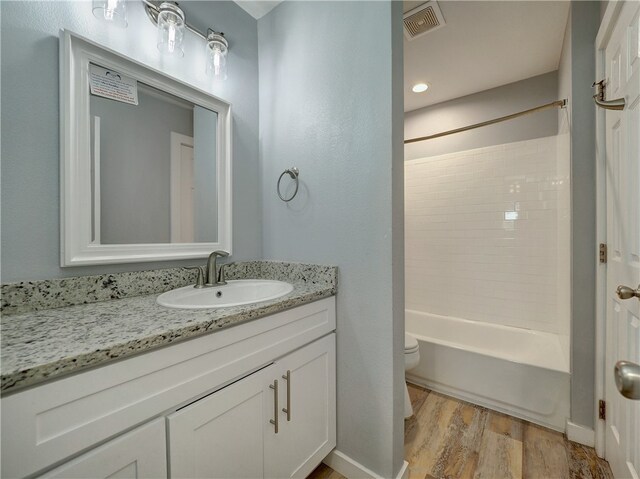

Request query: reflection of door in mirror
[
  {"left": 170, "top": 133, "right": 194, "bottom": 243},
  {"left": 89, "top": 64, "right": 218, "bottom": 245},
  {"left": 169, "top": 127, "right": 219, "bottom": 243}
]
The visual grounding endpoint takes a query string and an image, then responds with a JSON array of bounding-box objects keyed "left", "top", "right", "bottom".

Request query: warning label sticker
[{"left": 89, "top": 64, "right": 138, "bottom": 105}]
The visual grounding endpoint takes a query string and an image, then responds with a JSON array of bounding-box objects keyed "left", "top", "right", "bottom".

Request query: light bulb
[
  {"left": 157, "top": 2, "right": 185, "bottom": 57},
  {"left": 104, "top": 0, "right": 117, "bottom": 20},
  {"left": 412, "top": 83, "right": 429, "bottom": 93},
  {"left": 167, "top": 23, "right": 176, "bottom": 53},
  {"left": 93, "top": 0, "right": 127, "bottom": 27}
]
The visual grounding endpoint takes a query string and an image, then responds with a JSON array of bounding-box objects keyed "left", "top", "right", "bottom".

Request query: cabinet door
[
  {"left": 265, "top": 334, "right": 336, "bottom": 479},
  {"left": 38, "top": 418, "right": 166, "bottom": 479},
  {"left": 168, "top": 365, "right": 276, "bottom": 479}
]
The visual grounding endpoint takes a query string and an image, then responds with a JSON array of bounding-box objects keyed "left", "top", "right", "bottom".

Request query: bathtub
[{"left": 405, "top": 309, "right": 570, "bottom": 431}]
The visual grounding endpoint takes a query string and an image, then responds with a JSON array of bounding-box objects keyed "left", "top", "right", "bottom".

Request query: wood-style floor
[{"left": 308, "top": 384, "right": 613, "bottom": 479}]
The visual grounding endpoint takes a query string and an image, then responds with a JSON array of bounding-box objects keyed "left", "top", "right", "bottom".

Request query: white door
[
  {"left": 38, "top": 418, "right": 167, "bottom": 479},
  {"left": 170, "top": 132, "right": 195, "bottom": 243},
  {"left": 167, "top": 365, "right": 275, "bottom": 479},
  {"left": 602, "top": 2, "right": 640, "bottom": 478},
  {"left": 265, "top": 334, "right": 336, "bottom": 479}
]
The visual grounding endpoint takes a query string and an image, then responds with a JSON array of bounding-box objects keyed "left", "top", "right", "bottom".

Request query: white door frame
[
  {"left": 593, "top": 0, "right": 626, "bottom": 457},
  {"left": 92, "top": 116, "right": 101, "bottom": 244}
]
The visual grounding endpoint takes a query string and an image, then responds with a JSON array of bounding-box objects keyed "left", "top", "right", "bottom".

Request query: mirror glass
[
  {"left": 89, "top": 63, "right": 218, "bottom": 245},
  {"left": 61, "top": 31, "right": 231, "bottom": 266}
]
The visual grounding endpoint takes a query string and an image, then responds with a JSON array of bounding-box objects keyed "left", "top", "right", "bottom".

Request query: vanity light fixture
[
  {"left": 143, "top": 1, "right": 230, "bottom": 78},
  {"left": 92, "top": 0, "right": 127, "bottom": 27},
  {"left": 156, "top": 2, "right": 186, "bottom": 56},
  {"left": 412, "top": 83, "right": 429, "bottom": 93},
  {"left": 206, "top": 31, "right": 228, "bottom": 80},
  {"left": 94, "top": 0, "right": 231, "bottom": 78}
]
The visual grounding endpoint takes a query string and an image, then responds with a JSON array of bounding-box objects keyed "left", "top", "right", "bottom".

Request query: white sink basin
[{"left": 156, "top": 280, "right": 294, "bottom": 309}]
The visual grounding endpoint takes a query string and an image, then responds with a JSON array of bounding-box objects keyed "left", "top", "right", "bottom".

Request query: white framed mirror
[{"left": 60, "top": 30, "right": 232, "bottom": 266}]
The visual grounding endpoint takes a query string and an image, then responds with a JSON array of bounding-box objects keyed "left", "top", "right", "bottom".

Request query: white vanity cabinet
[
  {"left": 168, "top": 334, "right": 336, "bottom": 479},
  {"left": 1, "top": 297, "right": 336, "bottom": 479}
]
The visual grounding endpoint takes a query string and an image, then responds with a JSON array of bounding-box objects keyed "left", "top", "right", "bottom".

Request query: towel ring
[{"left": 277, "top": 167, "right": 299, "bottom": 202}]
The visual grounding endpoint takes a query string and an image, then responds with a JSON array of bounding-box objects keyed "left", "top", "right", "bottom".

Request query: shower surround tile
[{"left": 404, "top": 135, "right": 570, "bottom": 335}]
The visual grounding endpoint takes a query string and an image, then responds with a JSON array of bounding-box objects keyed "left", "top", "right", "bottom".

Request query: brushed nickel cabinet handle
[
  {"left": 282, "top": 370, "right": 291, "bottom": 421},
  {"left": 269, "top": 380, "right": 279, "bottom": 433}
]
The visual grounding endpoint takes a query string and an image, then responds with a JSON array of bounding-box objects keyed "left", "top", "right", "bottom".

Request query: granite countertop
[{"left": 1, "top": 262, "right": 337, "bottom": 394}]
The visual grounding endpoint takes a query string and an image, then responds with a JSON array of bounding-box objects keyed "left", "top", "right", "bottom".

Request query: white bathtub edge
[
  {"left": 565, "top": 420, "right": 596, "bottom": 447},
  {"left": 406, "top": 375, "right": 567, "bottom": 432},
  {"left": 406, "top": 309, "right": 570, "bottom": 373}
]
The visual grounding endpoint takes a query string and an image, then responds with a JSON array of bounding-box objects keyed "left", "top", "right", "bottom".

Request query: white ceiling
[
  {"left": 234, "top": 1, "right": 282, "bottom": 19},
  {"left": 404, "top": 1, "right": 570, "bottom": 112}
]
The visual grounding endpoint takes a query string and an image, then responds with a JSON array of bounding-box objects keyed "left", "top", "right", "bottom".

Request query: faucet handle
[
  {"left": 183, "top": 266, "right": 206, "bottom": 288},
  {"left": 217, "top": 262, "right": 233, "bottom": 285}
]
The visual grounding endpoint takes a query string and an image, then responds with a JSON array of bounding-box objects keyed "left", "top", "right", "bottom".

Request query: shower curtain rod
[{"left": 404, "top": 99, "right": 568, "bottom": 144}]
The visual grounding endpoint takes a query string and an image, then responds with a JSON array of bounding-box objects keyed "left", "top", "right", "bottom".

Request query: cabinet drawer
[
  {"left": 38, "top": 419, "right": 166, "bottom": 479},
  {"left": 1, "top": 297, "right": 335, "bottom": 478}
]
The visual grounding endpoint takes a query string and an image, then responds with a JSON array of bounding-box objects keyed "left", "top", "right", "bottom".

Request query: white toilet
[{"left": 404, "top": 333, "right": 420, "bottom": 418}]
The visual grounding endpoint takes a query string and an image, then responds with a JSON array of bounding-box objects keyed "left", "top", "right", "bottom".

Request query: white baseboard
[
  {"left": 566, "top": 420, "right": 595, "bottom": 447},
  {"left": 397, "top": 460, "right": 410, "bottom": 479},
  {"left": 323, "top": 450, "right": 410, "bottom": 479}
]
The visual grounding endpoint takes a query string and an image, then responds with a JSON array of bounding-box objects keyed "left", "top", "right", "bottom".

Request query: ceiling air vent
[{"left": 403, "top": 1, "right": 446, "bottom": 41}]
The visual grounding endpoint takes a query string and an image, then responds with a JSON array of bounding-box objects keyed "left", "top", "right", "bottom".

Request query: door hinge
[
  {"left": 599, "top": 399, "right": 606, "bottom": 420},
  {"left": 599, "top": 243, "right": 607, "bottom": 264}
]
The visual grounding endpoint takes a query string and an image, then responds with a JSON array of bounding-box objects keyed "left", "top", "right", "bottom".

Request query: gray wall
[
  {"left": 1, "top": 0, "right": 260, "bottom": 282},
  {"left": 258, "top": 2, "right": 405, "bottom": 477},
  {"left": 390, "top": 3, "right": 406, "bottom": 472},
  {"left": 404, "top": 71, "right": 560, "bottom": 159},
  {"left": 558, "top": 1, "right": 601, "bottom": 430},
  {"left": 91, "top": 89, "right": 194, "bottom": 244},
  {"left": 600, "top": 1, "right": 609, "bottom": 21}
]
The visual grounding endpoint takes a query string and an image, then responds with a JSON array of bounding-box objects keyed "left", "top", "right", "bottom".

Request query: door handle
[
  {"left": 282, "top": 370, "right": 291, "bottom": 421},
  {"left": 593, "top": 80, "right": 626, "bottom": 110},
  {"left": 615, "top": 361, "right": 640, "bottom": 400},
  {"left": 269, "top": 380, "right": 279, "bottom": 433},
  {"left": 616, "top": 284, "right": 640, "bottom": 300},
  {"left": 594, "top": 96, "right": 626, "bottom": 110}
]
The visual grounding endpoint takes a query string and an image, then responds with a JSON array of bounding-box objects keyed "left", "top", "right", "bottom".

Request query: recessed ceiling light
[{"left": 412, "top": 83, "right": 429, "bottom": 93}]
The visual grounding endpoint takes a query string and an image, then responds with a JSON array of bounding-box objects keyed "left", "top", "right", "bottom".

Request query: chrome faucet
[{"left": 206, "top": 250, "right": 229, "bottom": 286}]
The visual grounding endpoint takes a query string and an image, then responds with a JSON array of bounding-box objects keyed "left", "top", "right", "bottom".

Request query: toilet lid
[{"left": 405, "top": 333, "right": 419, "bottom": 352}]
